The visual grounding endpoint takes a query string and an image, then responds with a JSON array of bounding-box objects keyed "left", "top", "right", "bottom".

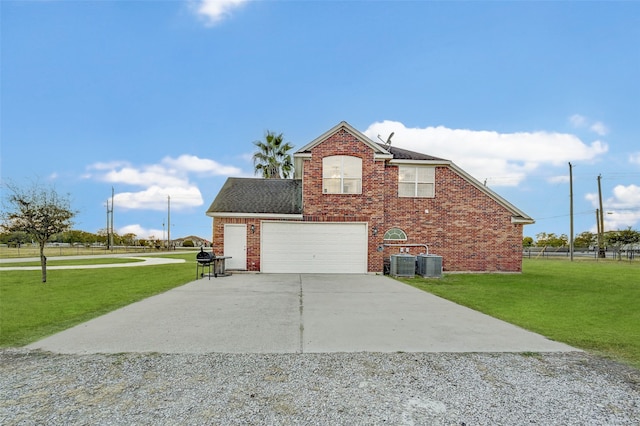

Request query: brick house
[{"left": 206, "top": 121, "right": 534, "bottom": 273}]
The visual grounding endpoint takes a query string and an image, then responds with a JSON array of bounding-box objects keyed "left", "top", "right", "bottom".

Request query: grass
[
  {"left": 399, "top": 258, "right": 640, "bottom": 369},
  {"left": 0, "top": 253, "right": 196, "bottom": 347},
  {"left": 0, "top": 246, "right": 164, "bottom": 259},
  {"left": 0, "top": 258, "right": 144, "bottom": 267}
]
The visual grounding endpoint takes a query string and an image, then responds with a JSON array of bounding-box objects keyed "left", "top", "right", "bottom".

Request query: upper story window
[
  {"left": 398, "top": 166, "right": 435, "bottom": 198},
  {"left": 323, "top": 155, "right": 362, "bottom": 194}
]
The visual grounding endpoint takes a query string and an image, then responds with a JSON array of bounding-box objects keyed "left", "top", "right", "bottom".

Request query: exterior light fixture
[
  {"left": 251, "top": 224, "right": 255, "bottom": 233},
  {"left": 372, "top": 226, "right": 378, "bottom": 236}
]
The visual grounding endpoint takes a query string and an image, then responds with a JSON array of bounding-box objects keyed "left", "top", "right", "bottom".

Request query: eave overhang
[
  {"left": 389, "top": 159, "right": 452, "bottom": 166},
  {"left": 512, "top": 216, "right": 536, "bottom": 225},
  {"left": 207, "top": 212, "right": 304, "bottom": 219}
]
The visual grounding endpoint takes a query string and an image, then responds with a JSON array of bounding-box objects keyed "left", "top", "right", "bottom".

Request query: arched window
[
  {"left": 322, "top": 156, "right": 362, "bottom": 194},
  {"left": 383, "top": 228, "right": 407, "bottom": 241}
]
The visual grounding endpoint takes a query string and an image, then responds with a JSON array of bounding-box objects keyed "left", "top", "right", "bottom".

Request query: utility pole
[
  {"left": 569, "top": 162, "right": 574, "bottom": 261},
  {"left": 167, "top": 195, "right": 171, "bottom": 251},
  {"left": 106, "top": 199, "right": 111, "bottom": 250},
  {"left": 110, "top": 187, "right": 115, "bottom": 249},
  {"left": 597, "top": 175, "right": 605, "bottom": 258},
  {"left": 596, "top": 209, "right": 601, "bottom": 259}
]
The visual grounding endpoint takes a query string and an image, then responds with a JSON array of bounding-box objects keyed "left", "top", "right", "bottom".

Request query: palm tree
[{"left": 252, "top": 131, "right": 294, "bottom": 179}]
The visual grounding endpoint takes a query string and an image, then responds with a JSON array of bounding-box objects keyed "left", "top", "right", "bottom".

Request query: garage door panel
[{"left": 262, "top": 222, "right": 367, "bottom": 274}]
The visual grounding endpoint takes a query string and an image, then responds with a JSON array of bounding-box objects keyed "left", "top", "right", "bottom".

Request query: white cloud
[
  {"left": 192, "top": 0, "right": 248, "bottom": 26},
  {"left": 363, "top": 120, "right": 608, "bottom": 186},
  {"left": 630, "top": 152, "right": 640, "bottom": 165},
  {"left": 161, "top": 154, "right": 240, "bottom": 175},
  {"left": 114, "top": 185, "right": 204, "bottom": 211},
  {"left": 585, "top": 184, "right": 640, "bottom": 231},
  {"left": 102, "top": 166, "right": 187, "bottom": 188},
  {"left": 117, "top": 224, "right": 165, "bottom": 240},
  {"left": 89, "top": 161, "right": 129, "bottom": 171},
  {"left": 569, "top": 114, "right": 609, "bottom": 136},
  {"left": 548, "top": 175, "right": 570, "bottom": 184},
  {"left": 87, "top": 154, "right": 242, "bottom": 211},
  {"left": 569, "top": 114, "right": 587, "bottom": 128},
  {"left": 590, "top": 121, "right": 609, "bottom": 136}
]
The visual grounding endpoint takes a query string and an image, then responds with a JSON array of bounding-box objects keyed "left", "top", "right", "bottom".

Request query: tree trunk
[{"left": 39, "top": 242, "right": 47, "bottom": 283}]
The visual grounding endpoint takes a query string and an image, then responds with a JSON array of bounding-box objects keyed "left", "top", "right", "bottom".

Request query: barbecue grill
[{"left": 196, "top": 248, "right": 216, "bottom": 279}]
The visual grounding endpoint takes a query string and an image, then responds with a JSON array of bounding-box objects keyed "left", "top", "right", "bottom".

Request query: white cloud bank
[
  {"left": 87, "top": 154, "right": 241, "bottom": 211},
  {"left": 585, "top": 184, "right": 640, "bottom": 231},
  {"left": 363, "top": 120, "right": 608, "bottom": 186},
  {"left": 191, "top": 0, "right": 249, "bottom": 26}
]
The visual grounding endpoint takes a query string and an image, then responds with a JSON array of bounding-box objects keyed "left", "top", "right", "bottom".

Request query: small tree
[
  {"left": 1, "top": 181, "right": 76, "bottom": 282},
  {"left": 535, "top": 232, "right": 568, "bottom": 248},
  {"left": 252, "top": 131, "right": 294, "bottom": 179},
  {"left": 574, "top": 231, "right": 596, "bottom": 249},
  {"left": 604, "top": 227, "right": 640, "bottom": 258},
  {"left": 121, "top": 233, "right": 137, "bottom": 246}
]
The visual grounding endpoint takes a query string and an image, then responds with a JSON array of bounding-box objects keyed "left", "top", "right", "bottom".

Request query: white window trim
[
  {"left": 322, "top": 155, "right": 362, "bottom": 195},
  {"left": 398, "top": 166, "right": 435, "bottom": 198}
]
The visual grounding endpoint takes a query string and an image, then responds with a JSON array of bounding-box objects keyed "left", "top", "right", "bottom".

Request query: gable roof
[
  {"left": 206, "top": 178, "right": 302, "bottom": 218},
  {"left": 294, "top": 121, "right": 448, "bottom": 163},
  {"left": 295, "top": 121, "right": 393, "bottom": 159},
  {"left": 208, "top": 121, "right": 533, "bottom": 224}
]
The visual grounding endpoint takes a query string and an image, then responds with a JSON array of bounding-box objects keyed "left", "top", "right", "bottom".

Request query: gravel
[{"left": 1, "top": 349, "right": 638, "bottom": 425}]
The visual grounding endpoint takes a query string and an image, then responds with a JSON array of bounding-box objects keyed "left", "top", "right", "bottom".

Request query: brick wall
[
  {"left": 382, "top": 166, "right": 523, "bottom": 272},
  {"left": 302, "top": 129, "right": 386, "bottom": 271},
  {"left": 211, "top": 127, "right": 525, "bottom": 273},
  {"left": 212, "top": 217, "right": 261, "bottom": 271}
]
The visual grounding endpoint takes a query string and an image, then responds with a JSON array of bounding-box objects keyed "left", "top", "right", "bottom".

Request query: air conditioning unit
[
  {"left": 390, "top": 254, "right": 416, "bottom": 277},
  {"left": 416, "top": 254, "right": 442, "bottom": 278}
]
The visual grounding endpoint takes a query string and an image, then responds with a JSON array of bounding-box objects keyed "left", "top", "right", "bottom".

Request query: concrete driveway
[{"left": 27, "top": 274, "right": 576, "bottom": 354}]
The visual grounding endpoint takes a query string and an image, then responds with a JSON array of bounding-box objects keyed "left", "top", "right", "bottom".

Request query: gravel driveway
[{"left": 1, "top": 350, "right": 638, "bottom": 425}]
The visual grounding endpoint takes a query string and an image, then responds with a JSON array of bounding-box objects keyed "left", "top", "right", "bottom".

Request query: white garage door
[{"left": 261, "top": 222, "right": 368, "bottom": 273}]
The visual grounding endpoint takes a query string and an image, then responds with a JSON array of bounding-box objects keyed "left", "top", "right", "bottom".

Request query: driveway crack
[{"left": 298, "top": 274, "right": 304, "bottom": 353}]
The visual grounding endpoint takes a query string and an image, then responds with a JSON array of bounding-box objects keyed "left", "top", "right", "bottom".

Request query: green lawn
[
  {"left": 399, "top": 258, "right": 640, "bottom": 368},
  {"left": 0, "top": 253, "right": 196, "bottom": 347},
  {"left": 0, "top": 246, "right": 162, "bottom": 259},
  {"left": 0, "top": 257, "right": 144, "bottom": 267}
]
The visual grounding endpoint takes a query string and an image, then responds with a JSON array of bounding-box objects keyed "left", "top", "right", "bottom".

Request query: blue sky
[{"left": 2, "top": 0, "right": 639, "bottom": 242}]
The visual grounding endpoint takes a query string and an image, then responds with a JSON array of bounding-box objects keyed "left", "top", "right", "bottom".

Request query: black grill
[
  {"left": 196, "top": 248, "right": 216, "bottom": 279},
  {"left": 196, "top": 250, "right": 214, "bottom": 264}
]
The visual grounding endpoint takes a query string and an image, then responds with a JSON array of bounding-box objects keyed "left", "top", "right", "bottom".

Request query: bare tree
[{"left": 1, "top": 181, "right": 76, "bottom": 282}]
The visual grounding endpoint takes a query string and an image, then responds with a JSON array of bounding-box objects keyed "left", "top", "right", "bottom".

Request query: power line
[{"left": 535, "top": 210, "right": 595, "bottom": 221}]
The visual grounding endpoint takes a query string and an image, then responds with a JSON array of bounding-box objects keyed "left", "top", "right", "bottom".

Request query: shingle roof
[
  {"left": 377, "top": 143, "right": 448, "bottom": 161},
  {"left": 207, "top": 178, "right": 302, "bottom": 215}
]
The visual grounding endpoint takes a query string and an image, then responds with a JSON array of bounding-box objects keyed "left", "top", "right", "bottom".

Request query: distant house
[
  {"left": 172, "top": 235, "right": 210, "bottom": 248},
  {"left": 206, "top": 121, "right": 534, "bottom": 273}
]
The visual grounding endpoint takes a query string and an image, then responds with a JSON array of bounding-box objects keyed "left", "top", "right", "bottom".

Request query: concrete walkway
[
  {"left": 0, "top": 256, "right": 185, "bottom": 270},
  {"left": 27, "top": 273, "right": 577, "bottom": 354}
]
